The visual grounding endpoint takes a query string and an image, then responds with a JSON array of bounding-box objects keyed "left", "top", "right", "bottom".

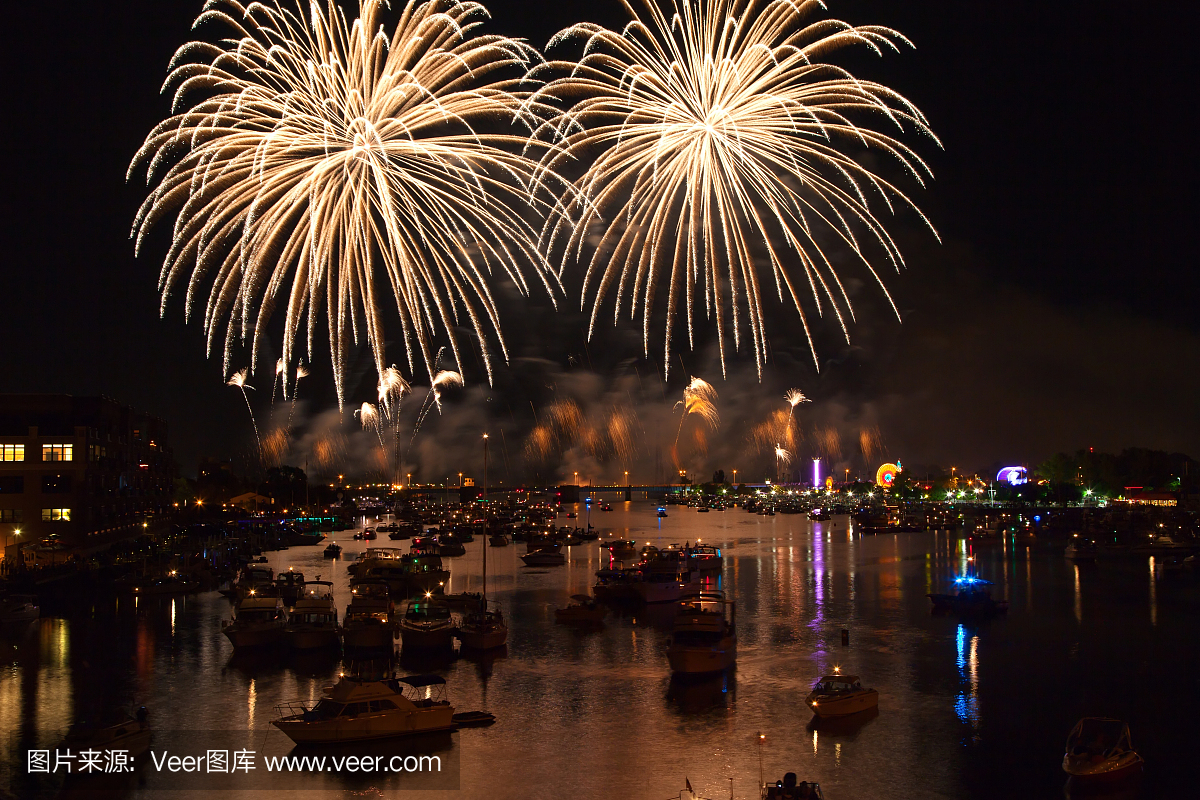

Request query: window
[
  {"left": 42, "top": 508, "right": 71, "bottom": 522},
  {"left": 0, "top": 510, "right": 21, "bottom": 523},
  {"left": 42, "top": 474, "right": 72, "bottom": 494},
  {"left": 42, "top": 444, "right": 73, "bottom": 462},
  {"left": 0, "top": 444, "right": 24, "bottom": 462},
  {"left": 89, "top": 444, "right": 107, "bottom": 462},
  {"left": 0, "top": 476, "right": 24, "bottom": 494}
]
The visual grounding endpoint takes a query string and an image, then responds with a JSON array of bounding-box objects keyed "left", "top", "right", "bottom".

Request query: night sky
[{"left": 3, "top": 0, "right": 1197, "bottom": 479}]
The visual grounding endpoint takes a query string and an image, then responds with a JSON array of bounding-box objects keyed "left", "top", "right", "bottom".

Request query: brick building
[{"left": 0, "top": 395, "right": 176, "bottom": 556}]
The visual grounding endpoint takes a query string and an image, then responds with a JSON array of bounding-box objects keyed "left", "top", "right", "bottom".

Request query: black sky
[{"left": 2, "top": 0, "right": 1197, "bottom": 478}]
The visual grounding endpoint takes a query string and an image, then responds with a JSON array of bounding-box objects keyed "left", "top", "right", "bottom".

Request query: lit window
[
  {"left": 0, "top": 444, "right": 24, "bottom": 462},
  {"left": 0, "top": 509, "right": 21, "bottom": 523},
  {"left": 42, "top": 444, "right": 73, "bottom": 462},
  {"left": 41, "top": 508, "right": 71, "bottom": 522}
]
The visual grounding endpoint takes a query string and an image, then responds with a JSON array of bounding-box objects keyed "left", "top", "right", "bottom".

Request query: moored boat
[
  {"left": 1064, "top": 537, "right": 1098, "bottom": 561},
  {"left": 927, "top": 575, "right": 1009, "bottom": 616},
  {"left": 555, "top": 594, "right": 608, "bottom": 624},
  {"left": 762, "top": 773, "right": 824, "bottom": 799},
  {"left": 272, "top": 672, "right": 455, "bottom": 743},
  {"left": 323, "top": 542, "right": 342, "bottom": 558},
  {"left": 286, "top": 581, "right": 340, "bottom": 650},
  {"left": 804, "top": 672, "right": 878, "bottom": 717},
  {"left": 399, "top": 599, "right": 455, "bottom": 651},
  {"left": 667, "top": 591, "right": 735, "bottom": 674},
  {"left": 341, "top": 580, "right": 396, "bottom": 650},
  {"left": 0, "top": 593, "right": 39, "bottom": 624},
  {"left": 222, "top": 595, "right": 286, "bottom": 650},
  {"left": 456, "top": 600, "right": 508, "bottom": 650},
  {"left": 1062, "top": 718, "right": 1144, "bottom": 784},
  {"left": 522, "top": 545, "right": 566, "bottom": 566}
]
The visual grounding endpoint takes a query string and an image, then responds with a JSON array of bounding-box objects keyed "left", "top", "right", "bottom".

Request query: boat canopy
[
  {"left": 1066, "top": 718, "right": 1132, "bottom": 752},
  {"left": 399, "top": 674, "right": 446, "bottom": 688},
  {"left": 818, "top": 676, "right": 860, "bottom": 684}
]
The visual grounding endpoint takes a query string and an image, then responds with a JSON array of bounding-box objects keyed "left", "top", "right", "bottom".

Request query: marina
[{"left": 3, "top": 499, "right": 1197, "bottom": 798}]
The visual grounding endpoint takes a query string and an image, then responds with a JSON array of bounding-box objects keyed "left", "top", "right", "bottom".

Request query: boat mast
[{"left": 482, "top": 432, "right": 489, "bottom": 602}]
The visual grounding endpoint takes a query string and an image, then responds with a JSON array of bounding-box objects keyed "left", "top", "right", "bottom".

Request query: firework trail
[
  {"left": 270, "top": 358, "right": 286, "bottom": 408},
  {"left": 533, "top": 0, "right": 938, "bottom": 379},
  {"left": 774, "top": 443, "right": 792, "bottom": 484},
  {"left": 785, "top": 387, "right": 810, "bottom": 449},
  {"left": 814, "top": 427, "right": 843, "bottom": 460},
  {"left": 859, "top": 425, "right": 882, "bottom": 467},
  {"left": 672, "top": 377, "right": 719, "bottom": 467},
  {"left": 130, "top": 0, "right": 563, "bottom": 403},
  {"left": 412, "top": 350, "right": 466, "bottom": 440},
  {"left": 356, "top": 402, "right": 386, "bottom": 449},
  {"left": 226, "top": 368, "right": 261, "bottom": 446}
]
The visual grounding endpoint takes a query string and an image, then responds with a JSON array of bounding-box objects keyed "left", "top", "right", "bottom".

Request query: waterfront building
[{"left": 0, "top": 394, "right": 175, "bottom": 561}]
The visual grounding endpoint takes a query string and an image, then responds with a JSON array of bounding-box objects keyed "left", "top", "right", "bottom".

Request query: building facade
[{"left": 0, "top": 395, "right": 176, "bottom": 552}]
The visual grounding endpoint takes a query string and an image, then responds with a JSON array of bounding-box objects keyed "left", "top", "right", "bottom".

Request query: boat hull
[
  {"left": 806, "top": 689, "right": 879, "bottom": 717},
  {"left": 456, "top": 626, "right": 508, "bottom": 650},
  {"left": 223, "top": 625, "right": 285, "bottom": 650},
  {"left": 400, "top": 623, "right": 455, "bottom": 651},
  {"left": 1063, "top": 754, "right": 1144, "bottom": 784},
  {"left": 667, "top": 640, "right": 736, "bottom": 674},
  {"left": 287, "top": 628, "right": 341, "bottom": 650},
  {"left": 341, "top": 624, "right": 395, "bottom": 650},
  {"left": 272, "top": 710, "right": 455, "bottom": 744}
]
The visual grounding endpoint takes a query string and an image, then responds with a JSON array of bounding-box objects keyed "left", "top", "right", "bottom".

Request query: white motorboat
[
  {"left": 341, "top": 580, "right": 396, "bottom": 650},
  {"left": 1064, "top": 537, "right": 1098, "bottom": 560},
  {"left": 286, "top": 581, "right": 340, "bottom": 650},
  {"left": 633, "top": 569, "right": 700, "bottom": 604},
  {"left": 522, "top": 546, "right": 566, "bottom": 566},
  {"left": 1, "top": 594, "right": 39, "bottom": 624},
  {"left": 667, "top": 591, "right": 735, "bottom": 674},
  {"left": 64, "top": 706, "right": 152, "bottom": 758},
  {"left": 1062, "top": 718, "right": 1144, "bottom": 784},
  {"left": 273, "top": 672, "right": 455, "bottom": 744},
  {"left": 222, "top": 595, "right": 286, "bottom": 650},
  {"left": 399, "top": 600, "right": 455, "bottom": 651},
  {"left": 804, "top": 672, "right": 879, "bottom": 718}
]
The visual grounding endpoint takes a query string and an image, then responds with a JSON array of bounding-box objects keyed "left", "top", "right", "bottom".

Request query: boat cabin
[{"left": 811, "top": 676, "right": 864, "bottom": 694}]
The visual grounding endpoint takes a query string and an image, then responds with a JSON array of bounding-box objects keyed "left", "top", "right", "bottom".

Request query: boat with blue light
[{"left": 927, "top": 574, "right": 1009, "bottom": 616}]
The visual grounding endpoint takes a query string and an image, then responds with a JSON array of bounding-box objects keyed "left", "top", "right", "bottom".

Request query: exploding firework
[
  {"left": 226, "top": 368, "right": 260, "bottom": 445},
  {"left": 534, "top": 0, "right": 938, "bottom": 377},
  {"left": 785, "top": 389, "right": 810, "bottom": 408},
  {"left": 523, "top": 398, "right": 639, "bottom": 467},
  {"left": 814, "top": 426, "right": 842, "bottom": 460},
  {"left": 672, "top": 377, "right": 719, "bottom": 467},
  {"left": 131, "top": 0, "right": 562, "bottom": 402},
  {"left": 859, "top": 425, "right": 882, "bottom": 467}
]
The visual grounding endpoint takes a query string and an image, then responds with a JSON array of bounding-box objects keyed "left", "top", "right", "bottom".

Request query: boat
[
  {"left": 686, "top": 544, "right": 723, "bottom": 575},
  {"left": 436, "top": 533, "right": 466, "bottom": 557},
  {"left": 323, "top": 542, "right": 342, "bottom": 558},
  {"left": 1131, "top": 535, "right": 1193, "bottom": 554},
  {"left": 657, "top": 507, "right": 669, "bottom": 518},
  {"left": 341, "top": 580, "right": 396, "bottom": 650},
  {"left": 457, "top": 600, "right": 508, "bottom": 649},
  {"left": 222, "top": 595, "right": 286, "bottom": 650},
  {"left": 762, "top": 773, "right": 824, "bottom": 799},
  {"left": 399, "top": 600, "right": 455, "bottom": 650},
  {"left": 696, "top": 505, "right": 710, "bottom": 513},
  {"left": 804, "top": 672, "right": 879, "bottom": 717},
  {"left": 667, "top": 591, "right": 735, "bottom": 674},
  {"left": 123, "top": 571, "right": 199, "bottom": 596},
  {"left": 489, "top": 533, "right": 510, "bottom": 547},
  {"left": 286, "top": 581, "right": 340, "bottom": 650},
  {"left": 1062, "top": 718, "right": 1144, "bottom": 784},
  {"left": 633, "top": 568, "right": 700, "bottom": 604},
  {"left": 230, "top": 564, "right": 274, "bottom": 599},
  {"left": 1064, "top": 537, "right": 1098, "bottom": 561},
  {"left": 808, "top": 508, "right": 832, "bottom": 521},
  {"left": 600, "top": 503, "right": 612, "bottom": 512},
  {"left": 608, "top": 540, "right": 638, "bottom": 560},
  {"left": 272, "top": 672, "right": 455, "bottom": 744},
  {"left": 0, "top": 594, "right": 39, "bottom": 624},
  {"left": 64, "top": 706, "right": 152, "bottom": 758},
  {"left": 275, "top": 569, "right": 306, "bottom": 605},
  {"left": 452, "top": 711, "right": 496, "bottom": 727},
  {"left": 363, "top": 528, "right": 377, "bottom": 540},
  {"left": 927, "top": 575, "right": 1009, "bottom": 616},
  {"left": 593, "top": 567, "right": 643, "bottom": 603},
  {"left": 555, "top": 594, "right": 608, "bottom": 624},
  {"left": 522, "top": 546, "right": 566, "bottom": 566}
]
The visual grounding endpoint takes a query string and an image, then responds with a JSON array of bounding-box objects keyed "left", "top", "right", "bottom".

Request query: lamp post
[
  {"left": 3, "top": 528, "right": 21, "bottom": 574},
  {"left": 732, "top": 469, "right": 737, "bottom": 485},
  {"left": 459, "top": 472, "right": 463, "bottom": 488},
  {"left": 624, "top": 470, "right": 629, "bottom": 486}
]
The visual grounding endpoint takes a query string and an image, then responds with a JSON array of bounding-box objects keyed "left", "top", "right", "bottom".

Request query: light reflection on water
[{"left": 1, "top": 502, "right": 1196, "bottom": 799}]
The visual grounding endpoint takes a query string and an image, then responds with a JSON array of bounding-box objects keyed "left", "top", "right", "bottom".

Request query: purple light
[
  {"left": 996, "top": 466, "right": 1028, "bottom": 486},
  {"left": 812, "top": 458, "right": 820, "bottom": 487}
]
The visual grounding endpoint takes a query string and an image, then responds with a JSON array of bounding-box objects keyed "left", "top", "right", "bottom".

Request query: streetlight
[
  {"left": 459, "top": 472, "right": 463, "bottom": 488},
  {"left": 406, "top": 473, "right": 411, "bottom": 489},
  {"left": 732, "top": 469, "right": 737, "bottom": 485},
  {"left": 624, "top": 470, "right": 629, "bottom": 486}
]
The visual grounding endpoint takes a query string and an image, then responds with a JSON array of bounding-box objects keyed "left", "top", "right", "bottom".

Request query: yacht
[
  {"left": 399, "top": 600, "right": 455, "bottom": 650},
  {"left": 222, "top": 595, "right": 286, "bottom": 650},
  {"left": 272, "top": 672, "right": 455, "bottom": 743},
  {"left": 927, "top": 575, "right": 1009, "bottom": 616},
  {"left": 286, "top": 581, "right": 340, "bottom": 650},
  {"left": 64, "top": 706, "right": 152, "bottom": 758},
  {"left": 275, "top": 569, "right": 306, "bottom": 605},
  {"left": 804, "top": 672, "right": 879, "bottom": 717},
  {"left": 1131, "top": 535, "right": 1193, "bottom": 554},
  {"left": 1064, "top": 537, "right": 1098, "bottom": 560},
  {"left": 555, "top": 594, "right": 608, "bottom": 624},
  {"left": 456, "top": 600, "right": 508, "bottom": 650},
  {"left": 489, "top": 533, "right": 510, "bottom": 547},
  {"left": 522, "top": 545, "right": 566, "bottom": 566},
  {"left": 633, "top": 568, "right": 701, "bottom": 604},
  {"left": 687, "top": 544, "right": 723, "bottom": 574},
  {"left": 341, "top": 580, "right": 396, "bottom": 650},
  {"left": 667, "top": 591, "right": 735, "bottom": 674},
  {"left": 1, "top": 594, "right": 40, "bottom": 624},
  {"left": 761, "top": 773, "right": 824, "bottom": 799},
  {"left": 1062, "top": 718, "right": 1144, "bottom": 784},
  {"left": 608, "top": 540, "right": 638, "bottom": 561}
]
